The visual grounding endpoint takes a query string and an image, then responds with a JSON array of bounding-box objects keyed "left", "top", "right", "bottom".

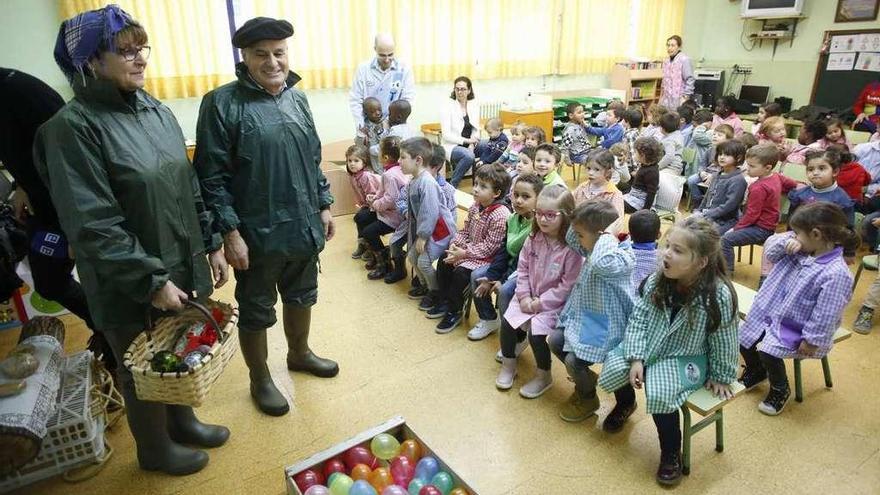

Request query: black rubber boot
[
  {"left": 284, "top": 305, "right": 339, "bottom": 378},
  {"left": 384, "top": 254, "right": 407, "bottom": 284},
  {"left": 368, "top": 248, "right": 389, "bottom": 280},
  {"left": 238, "top": 329, "right": 290, "bottom": 416},
  {"left": 167, "top": 405, "right": 230, "bottom": 448},
  {"left": 364, "top": 248, "right": 378, "bottom": 270}
]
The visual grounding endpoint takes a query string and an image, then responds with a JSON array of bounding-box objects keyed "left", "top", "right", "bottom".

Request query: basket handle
[{"left": 145, "top": 300, "right": 225, "bottom": 345}]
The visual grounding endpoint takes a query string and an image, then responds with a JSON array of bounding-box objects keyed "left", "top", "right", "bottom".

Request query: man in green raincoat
[{"left": 194, "top": 17, "right": 338, "bottom": 417}]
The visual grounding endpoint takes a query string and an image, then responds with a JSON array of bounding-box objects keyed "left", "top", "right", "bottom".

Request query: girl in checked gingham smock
[
  {"left": 739, "top": 202, "right": 856, "bottom": 417},
  {"left": 547, "top": 200, "right": 636, "bottom": 426},
  {"left": 598, "top": 216, "right": 738, "bottom": 487}
]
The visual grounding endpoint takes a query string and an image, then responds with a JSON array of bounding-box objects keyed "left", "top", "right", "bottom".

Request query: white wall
[
  {"left": 682, "top": 0, "right": 879, "bottom": 110},
  {"left": 0, "top": 0, "right": 608, "bottom": 145}
]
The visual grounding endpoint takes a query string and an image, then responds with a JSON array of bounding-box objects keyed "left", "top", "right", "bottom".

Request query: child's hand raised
[
  {"left": 704, "top": 379, "right": 734, "bottom": 400},
  {"left": 629, "top": 360, "right": 644, "bottom": 389},
  {"left": 797, "top": 340, "right": 819, "bottom": 357},
  {"left": 784, "top": 237, "right": 802, "bottom": 255}
]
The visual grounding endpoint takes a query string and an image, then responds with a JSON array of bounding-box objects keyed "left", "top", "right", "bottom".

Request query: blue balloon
[
  {"left": 407, "top": 478, "right": 426, "bottom": 495},
  {"left": 350, "top": 480, "right": 378, "bottom": 495},
  {"left": 413, "top": 456, "right": 440, "bottom": 483}
]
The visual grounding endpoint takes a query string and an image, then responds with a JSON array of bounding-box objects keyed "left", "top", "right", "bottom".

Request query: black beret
[{"left": 232, "top": 17, "right": 293, "bottom": 48}]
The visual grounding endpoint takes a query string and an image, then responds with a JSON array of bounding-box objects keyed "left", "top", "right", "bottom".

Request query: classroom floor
[{"left": 8, "top": 172, "right": 880, "bottom": 495}]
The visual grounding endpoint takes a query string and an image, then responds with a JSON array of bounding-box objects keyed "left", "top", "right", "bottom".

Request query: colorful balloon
[
  {"left": 389, "top": 455, "right": 415, "bottom": 486},
  {"left": 407, "top": 478, "right": 426, "bottom": 495},
  {"left": 294, "top": 469, "right": 324, "bottom": 492},
  {"left": 430, "top": 472, "right": 453, "bottom": 495},
  {"left": 448, "top": 488, "right": 469, "bottom": 495},
  {"left": 304, "top": 486, "right": 330, "bottom": 495},
  {"left": 329, "top": 473, "right": 354, "bottom": 495},
  {"left": 322, "top": 457, "right": 347, "bottom": 480},
  {"left": 327, "top": 473, "right": 341, "bottom": 487},
  {"left": 344, "top": 446, "right": 379, "bottom": 470},
  {"left": 368, "top": 467, "right": 394, "bottom": 491},
  {"left": 350, "top": 480, "right": 379, "bottom": 495},
  {"left": 351, "top": 463, "right": 373, "bottom": 481},
  {"left": 399, "top": 440, "right": 423, "bottom": 463},
  {"left": 370, "top": 433, "right": 401, "bottom": 460},
  {"left": 413, "top": 457, "right": 440, "bottom": 483},
  {"left": 382, "top": 485, "right": 409, "bottom": 495},
  {"left": 418, "top": 486, "right": 443, "bottom": 495}
]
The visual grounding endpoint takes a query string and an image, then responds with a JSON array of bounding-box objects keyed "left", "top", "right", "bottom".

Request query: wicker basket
[{"left": 123, "top": 300, "right": 238, "bottom": 407}]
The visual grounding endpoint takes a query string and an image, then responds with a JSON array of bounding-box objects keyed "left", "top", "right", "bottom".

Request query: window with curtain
[
  {"left": 59, "top": 0, "right": 235, "bottom": 100},
  {"left": 58, "top": 0, "right": 684, "bottom": 99}
]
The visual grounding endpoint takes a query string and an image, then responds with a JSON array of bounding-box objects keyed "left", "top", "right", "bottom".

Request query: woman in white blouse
[{"left": 441, "top": 76, "right": 482, "bottom": 188}]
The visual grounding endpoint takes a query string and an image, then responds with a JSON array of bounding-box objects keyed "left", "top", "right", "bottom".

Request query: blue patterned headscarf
[{"left": 54, "top": 4, "right": 133, "bottom": 83}]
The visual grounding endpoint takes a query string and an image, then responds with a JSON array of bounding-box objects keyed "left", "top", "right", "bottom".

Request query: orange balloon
[
  {"left": 368, "top": 467, "right": 394, "bottom": 491},
  {"left": 399, "top": 439, "right": 423, "bottom": 463},
  {"left": 350, "top": 463, "right": 371, "bottom": 481},
  {"left": 449, "top": 488, "right": 469, "bottom": 495}
]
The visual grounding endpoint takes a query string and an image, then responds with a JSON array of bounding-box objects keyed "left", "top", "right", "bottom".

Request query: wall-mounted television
[{"left": 741, "top": 0, "right": 805, "bottom": 18}]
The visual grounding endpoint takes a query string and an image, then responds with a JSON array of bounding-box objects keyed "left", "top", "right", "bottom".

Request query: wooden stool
[{"left": 792, "top": 328, "right": 852, "bottom": 402}]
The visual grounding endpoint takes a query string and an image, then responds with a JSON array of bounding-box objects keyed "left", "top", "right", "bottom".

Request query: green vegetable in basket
[{"left": 150, "top": 350, "right": 182, "bottom": 373}]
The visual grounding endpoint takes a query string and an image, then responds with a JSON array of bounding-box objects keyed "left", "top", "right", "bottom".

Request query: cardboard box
[
  {"left": 320, "top": 161, "right": 358, "bottom": 217},
  {"left": 284, "top": 416, "right": 477, "bottom": 494}
]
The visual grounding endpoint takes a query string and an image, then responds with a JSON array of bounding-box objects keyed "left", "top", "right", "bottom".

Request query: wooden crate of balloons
[{"left": 285, "top": 416, "right": 477, "bottom": 495}]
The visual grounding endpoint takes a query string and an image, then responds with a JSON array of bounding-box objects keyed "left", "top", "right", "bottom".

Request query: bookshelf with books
[{"left": 610, "top": 62, "right": 663, "bottom": 105}]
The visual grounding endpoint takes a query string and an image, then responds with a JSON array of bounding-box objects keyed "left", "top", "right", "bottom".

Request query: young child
[
  {"left": 586, "top": 107, "right": 625, "bottom": 149},
  {"left": 711, "top": 95, "right": 744, "bottom": 137},
  {"left": 788, "top": 148, "right": 855, "bottom": 226},
  {"left": 609, "top": 142, "right": 632, "bottom": 186},
  {"left": 398, "top": 137, "right": 457, "bottom": 311},
  {"left": 599, "top": 216, "right": 739, "bottom": 486},
  {"left": 687, "top": 123, "right": 733, "bottom": 206},
  {"left": 693, "top": 139, "right": 748, "bottom": 234},
  {"left": 642, "top": 104, "right": 668, "bottom": 142},
  {"left": 628, "top": 209, "right": 661, "bottom": 290},
  {"left": 496, "top": 185, "right": 582, "bottom": 398},
  {"left": 534, "top": 143, "right": 567, "bottom": 188},
  {"left": 509, "top": 145, "right": 537, "bottom": 186},
  {"left": 371, "top": 99, "right": 416, "bottom": 169},
  {"left": 561, "top": 102, "right": 593, "bottom": 166},
  {"left": 784, "top": 119, "right": 828, "bottom": 165},
  {"left": 832, "top": 144, "right": 872, "bottom": 204},
  {"left": 573, "top": 149, "right": 625, "bottom": 229},
  {"left": 622, "top": 108, "right": 644, "bottom": 167},
  {"left": 756, "top": 102, "right": 783, "bottom": 123},
  {"left": 499, "top": 122, "right": 527, "bottom": 169},
  {"left": 721, "top": 143, "right": 798, "bottom": 274},
  {"left": 677, "top": 105, "right": 695, "bottom": 149},
  {"left": 359, "top": 96, "right": 388, "bottom": 173},
  {"left": 431, "top": 143, "right": 458, "bottom": 220},
  {"left": 739, "top": 203, "right": 856, "bottom": 415},
  {"left": 363, "top": 136, "right": 409, "bottom": 280},
  {"left": 347, "top": 144, "right": 383, "bottom": 260},
  {"left": 548, "top": 200, "right": 636, "bottom": 424},
  {"left": 523, "top": 126, "right": 546, "bottom": 148},
  {"left": 430, "top": 164, "right": 512, "bottom": 333},
  {"left": 820, "top": 117, "right": 852, "bottom": 150},
  {"left": 623, "top": 137, "right": 663, "bottom": 213},
  {"left": 475, "top": 174, "right": 543, "bottom": 354},
  {"left": 474, "top": 117, "right": 509, "bottom": 168},
  {"left": 756, "top": 116, "right": 789, "bottom": 162},
  {"left": 657, "top": 112, "right": 684, "bottom": 175}
]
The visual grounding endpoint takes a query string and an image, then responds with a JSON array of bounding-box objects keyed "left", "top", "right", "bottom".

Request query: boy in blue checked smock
[
  {"left": 739, "top": 203, "right": 856, "bottom": 417},
  {"left": 547, "top": 201, "right": 636, "bottom": 425},
  {"left": 628, "top": 209, "right": 661, "bottom": 291},
  {"left": 598, "top": 216, "right": 739, "bottom": 487}
]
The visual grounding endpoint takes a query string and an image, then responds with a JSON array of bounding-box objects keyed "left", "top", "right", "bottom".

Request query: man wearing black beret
[{"left": 194, "top": 17, "right": 338, "bottom": 417}]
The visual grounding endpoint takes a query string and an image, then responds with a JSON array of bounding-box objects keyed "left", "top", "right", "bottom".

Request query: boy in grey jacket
[{"left": 693, "top": 140, "right": 748, "bottom": 234}]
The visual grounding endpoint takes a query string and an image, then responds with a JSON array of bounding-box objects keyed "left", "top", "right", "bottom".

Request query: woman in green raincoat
[{"left": 34, "top": 6, "right": 229, "bottom": 476}]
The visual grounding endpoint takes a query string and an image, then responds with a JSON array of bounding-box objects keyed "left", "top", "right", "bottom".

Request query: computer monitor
[{"left": 739, "top": 85, "right": 770, "bottom": 105}]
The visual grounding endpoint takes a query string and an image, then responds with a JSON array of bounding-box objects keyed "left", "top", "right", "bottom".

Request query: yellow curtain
[
  {"left": 379, "top": 0, "right": 555, "bottom": 83},
  {"left": 555, "top": 0, "right": 634, "bottom": 75},
  {"left": 250, "top": 0, "right": 374, "bottom": 90},
  {"left": 59, "top": 0, "right": 235, "bottom": 100},
  {"left": 634, "top": 0, "right": 686, "bottom": 59}
]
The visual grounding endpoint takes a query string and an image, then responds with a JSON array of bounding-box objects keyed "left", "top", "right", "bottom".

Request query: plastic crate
[{"left": 0, "top": 352, "right": 105, "bottom": 493}]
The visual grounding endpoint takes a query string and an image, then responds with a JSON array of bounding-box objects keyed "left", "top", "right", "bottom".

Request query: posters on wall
[{"left": 827, "top": 33, "right": 880, "bottom": 72}]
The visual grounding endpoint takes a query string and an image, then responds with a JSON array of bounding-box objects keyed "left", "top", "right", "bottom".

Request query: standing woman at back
[{"left": 659, "top": 35, "right": 695, "bottom": 109}]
